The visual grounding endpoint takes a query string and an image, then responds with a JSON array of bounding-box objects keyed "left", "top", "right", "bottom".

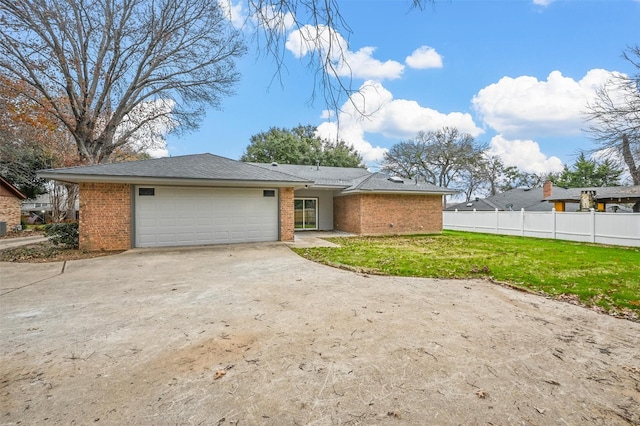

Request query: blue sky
[{"left": 163, "top": 0, "right": 640, "bottom": 176}]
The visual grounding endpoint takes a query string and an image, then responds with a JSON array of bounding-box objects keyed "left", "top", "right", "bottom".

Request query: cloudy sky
[{"left": 164, "top": 0, "right": 640, "bottom": 175}]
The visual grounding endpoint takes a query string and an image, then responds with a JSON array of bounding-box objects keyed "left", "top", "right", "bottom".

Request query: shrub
[{"left": 44, "top": 222, "right": 79, "bottom": 249}]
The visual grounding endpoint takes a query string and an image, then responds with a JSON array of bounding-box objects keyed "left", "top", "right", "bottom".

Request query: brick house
[
  {"left": 0, "top": 176, "right": 27, "bottom": 232},
  {"left": 38, "top": 154, "right": 454, "bottom": 250}
]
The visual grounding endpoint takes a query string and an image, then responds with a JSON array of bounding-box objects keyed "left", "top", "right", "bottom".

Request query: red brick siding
[
  {"left": 279, "top": 187, "right": 295, "bottom": 241},
  {"left": 79, "top": 182, "right": 131, "bottom": 251},
  {"left": 333, "top": 195, "right": 361, "bottom": 233},
  {"left": 0, "top": 194, "right": 22, "bottom": 230},
  {"left": 334, "top": 193, "right": 443, "bottom": 235}
]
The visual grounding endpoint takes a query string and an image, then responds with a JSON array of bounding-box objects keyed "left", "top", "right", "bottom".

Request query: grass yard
[{"left": 292, "top": 231, "right": 640, "bottom": 319}]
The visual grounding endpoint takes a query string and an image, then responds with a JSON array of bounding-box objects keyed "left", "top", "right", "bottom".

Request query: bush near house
[{"left": 44, "top": 222, "right": 79, "bottom": 249}]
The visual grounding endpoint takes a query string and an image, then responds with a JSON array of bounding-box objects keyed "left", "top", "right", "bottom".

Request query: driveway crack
[{"left": 0, "top": 261, "right": 66, "bottom": 296}]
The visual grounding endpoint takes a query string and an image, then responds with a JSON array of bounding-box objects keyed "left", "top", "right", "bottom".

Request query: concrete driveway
[{"left": 1, "top": 243, "right": 639, "bottom": 425}]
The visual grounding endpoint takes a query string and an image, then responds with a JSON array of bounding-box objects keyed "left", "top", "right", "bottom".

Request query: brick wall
[
  {"left": 79, "top": 182, "right": 131, "bottom": 251},
  {"left": 334, "top": 193, "right": 443, "bottom": 235},
  {"left": 333, "top": 195, "right": 362, "bottom": 233},
  {"left": 279, "top": 187, "right": 295, "bottom": 241},
  {"left": 0, "top": 195, "right": 22, "bottom": 230}
]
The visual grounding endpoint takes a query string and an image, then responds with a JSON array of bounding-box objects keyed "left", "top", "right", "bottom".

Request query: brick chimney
[{"left": 543, "top": 180, "right": 553, "bottom": 198}]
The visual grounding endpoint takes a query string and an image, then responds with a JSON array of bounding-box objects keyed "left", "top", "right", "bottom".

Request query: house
[
  {"left": 38, "top": 153, "right": 455, "bottom": 251},
  {"left": 0, "top": 176, "right": 27, "bottom": 234},
  {"left": 22, "top": 193, "right": 80, "bottom": 223},
  {"left": 544, "top": 184, "right": 640, "bottom": 212},
  {"left": 21, "top": 193, "right": 53, "bottom": 224},
  {"left": 446, "top": 181, "right": 640, "bottom": 213},
  {"left": 446, "top": 184, "right": 556, "bottom": 212}
]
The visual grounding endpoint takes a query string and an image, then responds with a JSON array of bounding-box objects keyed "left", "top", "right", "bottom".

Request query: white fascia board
[{"left": 37, "top": 172, "right": 310, "bottom": 188}]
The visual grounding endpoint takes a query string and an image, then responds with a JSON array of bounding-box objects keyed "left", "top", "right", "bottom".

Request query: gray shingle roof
[
  {"left": 446, "top": 184, "right": 640, "bottom": 212},
  {"left": 446, "top": 187, "right": 552, "bottom": 211},
  {"left": 38, "top": 154, "right": 456, "bottom": 194},
  {"left": 249, "top": 163, "right": 370, "bottom": 187},
  {"left": 39, "top": 154, "right": 311, "bottom": 184},
  {"left": 345, "top": 173, "right": 456, "bottom": 194},
  {"left": 250, "top": 163, "right": 455, "bottom": 194},
  {"left": 545, "top": 185, "right": 640, "bottom": 202}
]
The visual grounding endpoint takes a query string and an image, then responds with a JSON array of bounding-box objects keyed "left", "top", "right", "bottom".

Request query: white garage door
[{"left": 135, "top": 186, "right": 279, "bottom": 247}]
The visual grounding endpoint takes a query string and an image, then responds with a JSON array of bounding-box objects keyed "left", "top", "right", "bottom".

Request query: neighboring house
[
  {"left": 21, "top": 193, "right": 53, "bottom": 224},
  {"left": 0, "top": 176, "right": 27, "bottom": 233},
  {"left": 22, "top": 193, "right": 80, "bottom": 223},
  {"left": 446, "top": 184, "right": 557, "bottom": 212},
  {"left": 544, "top": 184, "right": 640, "bottom": 212},
  {"left": 446, "top": 181, "right": 640, "bottom": 213},
  {"left": 38, "top": 153, "right": 455, "bottom": 251}
]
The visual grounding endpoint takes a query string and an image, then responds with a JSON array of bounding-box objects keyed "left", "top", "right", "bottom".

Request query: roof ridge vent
[{"left": 388, "top": 176, "right": 404, "bottom": 183}]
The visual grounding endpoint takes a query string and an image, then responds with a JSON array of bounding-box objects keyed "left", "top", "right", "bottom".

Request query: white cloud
[
  {"left": 405, "top": 46, "right": 443, "bottom": 69},
  {"left": 472, "top": 69, "right": 615, "bottom": 138},
  {"left": 253, "top": 4, "right": 295, "bottom": 33},
  {"left": 316, "top": 81, "right": 483, "bottom": 164},
  {"left": 218, "top": 0, "right": 247, "bottom": 29},
  {"left": 487, "top": 135, "right": 563, "bottom": 175},
  {"left": 218, "top": 1, "right": 294, "bottom": 32},
  {"left": 286, "top": 25, "right": 404, "bottom": 80},
  {"left": 316, "top": 120, "right": 388, "bottom": 164},
  {"left": 320, "top": 109, "right": 334, "bottom": 119},
  {"left": 116, "top": 99, "right": 176, "bottom": 158}
]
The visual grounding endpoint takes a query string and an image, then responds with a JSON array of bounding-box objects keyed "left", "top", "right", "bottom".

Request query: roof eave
[
  {"left": 0, "top": 177, "right": 27, "bottom": 200},
  {"left": 301, "top": 184, "right": 350, "bottom": 190},
  {"left": 338, "top": 189, "right": 456, "bottom": 196},
  {"left": 37, "top": 172, "right": 310, "bottom": 188}
]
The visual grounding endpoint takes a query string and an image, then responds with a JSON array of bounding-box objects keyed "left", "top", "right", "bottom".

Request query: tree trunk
[
  {"left": 621, "top": 134, "right": 640, "bottom": 186},
  {"left": 64, "top": 184, "right": 78, "bottom": 221}
]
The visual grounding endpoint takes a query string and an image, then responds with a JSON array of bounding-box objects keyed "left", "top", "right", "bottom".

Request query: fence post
[
  {"left": 551, "top": 208, "right": 556, "bottom": 240},
  {"left": 521, "top": 208, "right": 525, "bottom": 237},
  {"left": 495, "top": 208, "right": 499, "bottom": 234},
  {"left": 590, "top": 208, "right": 596, "bottom": 243}
]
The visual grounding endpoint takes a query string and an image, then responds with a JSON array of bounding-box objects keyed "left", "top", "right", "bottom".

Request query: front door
[{"left": 294, "top": 198, "right": 318, "bottom": 230}]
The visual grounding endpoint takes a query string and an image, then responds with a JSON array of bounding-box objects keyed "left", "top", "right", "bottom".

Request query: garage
[
  {"left": 37, "top": 153, "right": 309, "bottom": 250},
  {"left": 135, "top": 186, "right": 279, "bottom": 247}
]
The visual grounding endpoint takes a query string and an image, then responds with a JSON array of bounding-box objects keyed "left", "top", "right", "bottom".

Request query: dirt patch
[
  {"left": 1, "top": 244, "right": 639, "bottom": 424},
  {"left": 0, "top": 241, "right": 122, "bottom": 262}
]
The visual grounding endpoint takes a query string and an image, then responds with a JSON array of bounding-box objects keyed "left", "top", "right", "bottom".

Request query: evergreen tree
[
  {"left": 551, "top": 153, "right": 622, "bottom": 188},
  {"left": 241, "top": 125, "right": 364, "bottom": 168}
]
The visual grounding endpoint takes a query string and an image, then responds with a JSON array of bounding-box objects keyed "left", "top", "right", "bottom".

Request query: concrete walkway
[
  {"left": 287, "top": 230, "right": 355, "bottom": 248},
  {"left": 0, "top": 234, "right": 47, "bottom": 250}
]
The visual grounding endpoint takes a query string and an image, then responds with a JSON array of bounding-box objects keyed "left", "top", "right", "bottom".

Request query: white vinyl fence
[{"left": 443, "top": 209, "right": 640, "bottom": 247}]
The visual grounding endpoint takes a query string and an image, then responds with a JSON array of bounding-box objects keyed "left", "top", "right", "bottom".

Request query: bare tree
[
  {"left": 0, "top": 0, "right": 246, "bottom": 164},
  {"left": 382, "top": 127, "right": 487, "bottom": 191},
  {"left": 50, "top": 182, "right": 78, "bottom": 223},
  {"left": 585, "top": 45, "right": 640, "bottom": 187},
  {"left": 245, "top": 0, "right": 433, "bottom": 111},
  {"left": 458, "top": 154, "right": 505, "bottom": 201}
]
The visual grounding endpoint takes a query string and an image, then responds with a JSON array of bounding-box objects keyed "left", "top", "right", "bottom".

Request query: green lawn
[{"left": 292, "top": 231, "right": 640, "bottom": 319}]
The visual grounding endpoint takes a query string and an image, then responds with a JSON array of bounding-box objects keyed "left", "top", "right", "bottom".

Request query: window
[
  {"left": 263, "top": 190, "right": 275, "bottom": 197},
  {"left": 139, "top": 188, "right": 155, "bottom": 196}
]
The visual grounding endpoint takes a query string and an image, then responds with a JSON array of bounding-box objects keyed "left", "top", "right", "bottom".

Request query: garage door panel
[
  {"left": 135, "top": 187, "right": 278, "bottom": 247},
  {"left": 196, "top": 217, "right": 214, "bottom": 226},
  {"left": 158, "top": 218, "right": 176, "bottom": 227}
]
